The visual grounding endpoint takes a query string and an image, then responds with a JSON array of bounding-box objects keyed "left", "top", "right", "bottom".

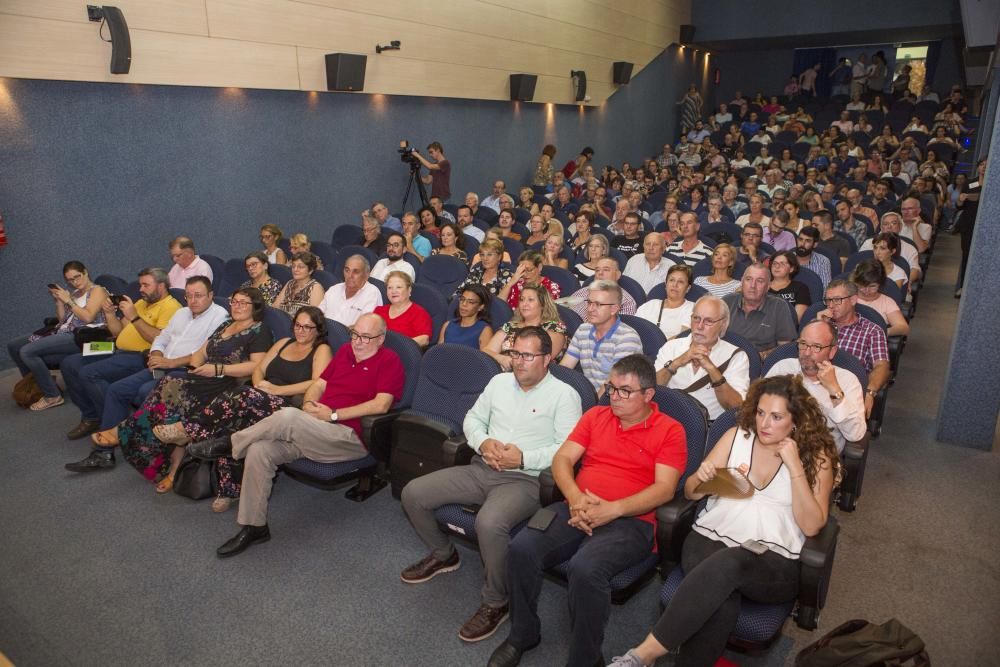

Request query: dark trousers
[
  {"left": 956, "top": 225, "right": 973, "bottom": 290},
  {"left": 505, "top": 501, "right": 654, "bottom": 667},
  {"left": 652, "top": 531, "right": 799, "bottom": 667},
  {"left": 60, "top": 351, "right": 145, "bottom": 421}
]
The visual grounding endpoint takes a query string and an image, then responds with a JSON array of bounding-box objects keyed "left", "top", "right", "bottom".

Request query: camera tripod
[{"left": 400, "top": 161, "right": 430, "bottom": 213}]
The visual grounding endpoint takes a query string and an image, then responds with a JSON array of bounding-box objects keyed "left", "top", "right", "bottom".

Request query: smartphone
[
  {"left": 109, "top": 294, "right": 126, "bottom": 306},
  {"left": 47, "top": 283, "right": 60, "bottom": 290},
  {"left": 527, "top": 507, "right": 557, "bottom": 531},
  {"left": 741, "top": 539, "right": 769, "bottom": 555}
]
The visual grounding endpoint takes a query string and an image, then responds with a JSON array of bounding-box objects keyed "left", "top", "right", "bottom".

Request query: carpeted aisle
[{"left": 0, "top": 233, "right": 997, "bottom": 666}]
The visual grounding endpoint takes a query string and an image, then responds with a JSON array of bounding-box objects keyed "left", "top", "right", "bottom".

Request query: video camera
[{"left": 398, "top": 140, "right": 420, "bottom": 167}]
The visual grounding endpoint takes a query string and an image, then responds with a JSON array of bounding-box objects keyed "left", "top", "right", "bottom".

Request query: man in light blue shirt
[
  {"left": 400, "top": 326, "right": 582, "bottom": 643},
  {"left": 369, "top": 201, "right": 402, "bottom": 234},
  {"left": 402, "top": 211, "right": 432, "bottom": 259},
  {"left": 98, "top": 275, "right": 228, "bottom": 429}
]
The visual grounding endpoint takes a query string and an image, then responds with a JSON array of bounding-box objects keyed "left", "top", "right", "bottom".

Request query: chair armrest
[
  {"left": 442, "top": 435, "right": 474, "bottom": 467},
  {"left": 361, "top": 410, "right": 403, "bottom": 466},
  {"left": 538, "top": 467, "right": 564, "bottom": 505},
  {"left": 796, "top": 515, "right": 840, "bottom": 630},
  {"left": 656, "top": 497, "right": 700, "bottom": 571},
  {"left": 800, "top": 516, "right": 839, "bottom": 570}
]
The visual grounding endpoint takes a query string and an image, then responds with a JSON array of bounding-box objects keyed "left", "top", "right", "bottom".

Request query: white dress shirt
[
  {"left": 623, "top": 254, "right": 675, "bottom": 294},
  {"left": 654, "top": 338, "right": 750, "bottom": 419},
  {"left": 319, "top": 282, "right": 383, "bottom": 326},
  {"left": 370, "top": 258, "right": 416, "bottom": 283},
  {"left": 150, "top": 303, "right": 229, "bottom": 358}
]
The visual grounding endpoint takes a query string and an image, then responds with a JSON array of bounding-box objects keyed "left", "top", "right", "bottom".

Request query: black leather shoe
[
  {"left": 67, "top": 420, "right": 100, "bottom": 440},
  {"left": 189, "top": 435, "right": 232, "bottom": 460},
  {"left": 65, "top": 449, "right": 116, "bottom": 472},
  {"left": 487, "top": 639, "right": 538, "bottom": 667},
  {"left": 217, "top": 524, "right": 270, "bottom": 558}
]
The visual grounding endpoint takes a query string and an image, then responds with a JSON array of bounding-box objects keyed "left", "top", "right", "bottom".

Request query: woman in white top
[
  {"left": 610, "top": 376, "right": 838, "bottom": 667},
  {"left": 871, "top": 232, "right": 908, "bottom": 291},
  {"left": 694, "top": 244, "right": 741, "bottom": 297},
  {"left": 851, "top": 259, "right": 909, "bottom": 337},
  {"left": 259, "top": 224, "right": 288, "bottom": 265},
  {"left": 635, "top": 264, "right": 694, "bottom": 339}
]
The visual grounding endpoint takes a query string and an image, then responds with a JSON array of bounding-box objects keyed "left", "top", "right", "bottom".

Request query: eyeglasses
[
  {"left": 603, "top": 383, "right": 652, "bottom": 399},
  {"left": 229, "top": 298, "right": 253, "bottom": 307},
  {"left": 690, "top": 315, "right": 724, "bottom": 326},
  {"left": 293, "top": 323, "right": 317, "bottom": 331},
  {"left": 259, "top": 234, "right": 273, "bottom": 241},
  {"left": 503, "top": 350, "right": 541, "bottom": 362},
  {"left": 797, "top": 340, "right": 834, "bottom": 353},
  {"left": 822, "top": 296, "right": 850, "bottom": 305},
  {"left": 458, "top": 297, "right": 481, "bottom": 306},
  {"left": 65, "top": 274, "right": 85, "bottom": 283},
  {"left": 349, "top": 330, "right": 384, "bottom": 344},
  {"left": 584, "top": 300, "right": 616, "bottom": 308},
  {"left": 185, "top": 292, "right": 209, "bottom": 301}
]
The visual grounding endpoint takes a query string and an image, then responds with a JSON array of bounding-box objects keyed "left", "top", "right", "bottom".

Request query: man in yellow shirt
[{"left": 60, "top": 268, "right": 181, "bottom": 444}]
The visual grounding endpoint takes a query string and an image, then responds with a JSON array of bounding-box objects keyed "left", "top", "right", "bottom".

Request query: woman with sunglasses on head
[
  {"left": 439, "top": 284, "right": 494, "bottom": 349},
  {"left": 484, "top": 284, "right": 566, "bottom": 371},
  {"left": 258, "top": 224, "right": 288, "bottom": 266},
  {"left": 8, "top": 261, "right": 108, "bottom": 411},
  {"left": 152, "top": 306, "right": 332, "bottom": 512},
  {"left": 240, "top": 251, "right": 283, "bottom": 305},
  {"left": 82, "top": 288, "right": 273, "bottom": 494},
  {"left": 610, "top": 375, "right": 839, "bottom": 667}
]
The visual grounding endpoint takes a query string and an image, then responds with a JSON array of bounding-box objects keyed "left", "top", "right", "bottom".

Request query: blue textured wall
[{"left": 0, "top": 47, "right": 708, "bottom": 369}]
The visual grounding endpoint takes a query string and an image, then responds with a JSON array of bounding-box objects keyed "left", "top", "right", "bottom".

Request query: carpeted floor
[{"left": 0, "top": 233, "right": 997, "bottom": 666}]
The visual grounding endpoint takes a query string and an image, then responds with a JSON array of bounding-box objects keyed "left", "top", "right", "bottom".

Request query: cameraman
[{"left": 413, "top": 141, "right": 452, "bottom": 203}]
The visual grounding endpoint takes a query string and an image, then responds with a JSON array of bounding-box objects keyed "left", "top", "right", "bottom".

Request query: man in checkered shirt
[{"left": 816, "top": 280, "right": 890, "bottom": 417}]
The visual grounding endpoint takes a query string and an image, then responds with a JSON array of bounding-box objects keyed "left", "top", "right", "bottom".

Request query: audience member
[
  {"left": 723, "top": 263, "right": 797, "bottom": 357},
  {"left": 371, "top": 232, "right": 417, "bottom": 282},
  {"left": 168, "top": 236, "right": 213, "bottom": 289},
  {"left": 271, "top": 252, "right": 325, "bottom": 316},
  {"left": 319, "top": 255, "right": 382, "bottom": 326},
  {"left": 667, "top": 213, "right": 712, "bottom": 267},
  {"left": 373, "top": 271, "right": 433, "bottom": 347},
  {"left": 258, "top": 225, "right": 287, "bottom": 265},
  {"left": 635, "top": 264, "right": 694, "bottom": 339},
  {"left": 439, "top": 285, "right": 493, "bottom": 349},
  {"left": 431, "top": 222, "right": 468, "bottom": 264},
  {"left": 694, "top": 244, "right": 741, "bottom": 297},
  {"left": 481, "top": 180, "right": 507, "bottom": 213},
  {"left": 366, "top": 201, "right": 402, "bottom": 234},
  {"left": 485, "top": 285, "right": 566, "bottom": 370},
  {"left": 795, "top": 227, "right": 832, "bottom": 287},
  {"left": 241, "top": 251, "right": 283, "bottom": 304},
  {"left": 457, "top": 204, "right": 486, "bottom": 243},
  {"left": 565, "top": 257, "right": 637, "bottom": 319},
  {"left": 402, "top": 212, "right": 433, "bottom": 260},
  {"left": 456, "top": 239, "right": 513, "bottom": 297}
]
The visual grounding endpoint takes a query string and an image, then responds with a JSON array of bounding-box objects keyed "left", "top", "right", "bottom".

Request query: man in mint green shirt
[{"left": 399, "top": 326, "right": 582, "bottom": 644}]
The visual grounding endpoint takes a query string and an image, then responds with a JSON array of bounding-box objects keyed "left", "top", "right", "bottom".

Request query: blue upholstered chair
[
  {"left": 200, "top": 254, "right": 227, "bottom": 292},
  {"left": 262, "top": 306, "right": 292, "bottom": 340},
  {"left": 416, "top": 254, "right": 470, "bottom": 299},
  {"left": 619, "top": 314, "right": 667, "bottom": 359},
  {"left": 331, "top": 224, "right": 363, "bottom": 250}
]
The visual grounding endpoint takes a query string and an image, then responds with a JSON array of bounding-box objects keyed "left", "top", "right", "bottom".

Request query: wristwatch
[
  {"left": 865, "top": 389, "right": 878, "bottom": 398},
  {"left": 329, "top": 411, "right": 339, "bottom": 423},
  {"left": 829, "top": 390, "right": 845, "bottom": 401}
]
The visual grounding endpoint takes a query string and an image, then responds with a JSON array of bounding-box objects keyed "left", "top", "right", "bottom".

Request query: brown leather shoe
[
  {"left": 67, "top": 420, "right": 99, "bottom": 440},
  {"left": 399, "top": 550, "right": 460, "bottom": 584},
  {"left": 459, "top": 603, "right": 509, "bottom": 642}
]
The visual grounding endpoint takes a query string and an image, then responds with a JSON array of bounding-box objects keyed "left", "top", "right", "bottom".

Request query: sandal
[
  {"left": 29, "top": 395, "right": 64, "bottom": 411},
  {"left": 155, "top": 474, "right": 175, "bottom": 494},
  {"left": 91, "top": 427, "right": 120, "bottom": 447},
  {"left": 153, "top": 422, "right": 192, "bottom": 446},
  {"left": 211, "top": 497, "right": 235, "bottom": 513}
]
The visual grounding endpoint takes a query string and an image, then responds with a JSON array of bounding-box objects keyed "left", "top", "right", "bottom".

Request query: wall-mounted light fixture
[{"left": 86, "top": 5, "right": 131, "bottom": 74}]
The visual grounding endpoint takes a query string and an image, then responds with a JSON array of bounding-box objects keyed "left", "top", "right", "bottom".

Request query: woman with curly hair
[{"left": 609, "top": 375, "right": 839, "bottom": 667}]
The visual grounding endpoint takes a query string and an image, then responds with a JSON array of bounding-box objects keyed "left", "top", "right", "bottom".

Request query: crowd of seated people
[{"left": 6, "top": 76, "right": 970, "bottom": 667}]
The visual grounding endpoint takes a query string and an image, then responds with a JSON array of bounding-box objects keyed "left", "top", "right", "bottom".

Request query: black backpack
[{"left": 796, "top": 618, "right": 929, "bottom": 667}]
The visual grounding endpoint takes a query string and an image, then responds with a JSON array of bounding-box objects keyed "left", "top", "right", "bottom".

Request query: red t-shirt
[
  {"left": 569, "top": 404, "right": 687, "bottom": 525},
  {"left": 319, "top": 345, "right": 405, "bottom": 445},
  {"left": 374, "top": 303, "right": 433, "bottom": 340}
]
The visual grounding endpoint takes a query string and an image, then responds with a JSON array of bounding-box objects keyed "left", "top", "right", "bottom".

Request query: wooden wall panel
[{"left": 0, "top": 0, "right": 689, "bottom": 104}]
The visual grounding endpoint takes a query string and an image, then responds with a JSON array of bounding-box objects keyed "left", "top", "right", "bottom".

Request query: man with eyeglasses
[
  {"left": 862, "top": 212, "right": 921, "bottom": 285},
  {"left": 816, "top": 280, "right": 890, "bottom": 417},
  {"left": 370, "top": 232, "right": 416, "bottom": 282},
  {"left": 399, "top": 327, "right": 581, "bottom": 643},
  {"left": 736, "top": 222, "right": 770, "bottom": 266},
  {"left": 490, "top": 355, "right": 686, "bottom": 667},
  {"left": 318, "top": 254, "right": 383, "bottom": 326},
  {"left": 192, "top": 313, "right": 404, "bottom": 557},
  {"left": 765, "top": 320, "right": 866, "bottom": 453},
  {"left": 611, "top": 211, "right": 647, "bottom": 260},
  {"left": 60, "top": 267, "right": 182, "bottom": 443},
  {"left": 898, "top": 196, "right": 931, "bottom": 254},
  {"left": 560, "top": 281, "right": 642, "bottom": 394},
  {"left": 65, "top": 276, "right": 225, "bottom": 472},
  {"left": 166, "top": 236, "right": 213, "bottom": 290},
  {"left": 653, "top": 295, "right": 749, "bottom": 420},
  {"left": 722, "top": 263, "right": 797, "bottom": 359},
  {"left": 564, "top": 258, "right": 637, "bottom": 319}
]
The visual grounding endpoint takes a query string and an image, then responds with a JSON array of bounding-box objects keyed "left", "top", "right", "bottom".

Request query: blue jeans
[
  {"left": 101, "top": 369, "right": 188, "bottom": 428},
  {"left": 505, "top": 501, "right": 654, "bottom": 666},
  {"left": 60, "top": 351, "right": 146, "bottom": 421},
  {"left": 7, "top": 332, "right": 80, "bottom": 397}
]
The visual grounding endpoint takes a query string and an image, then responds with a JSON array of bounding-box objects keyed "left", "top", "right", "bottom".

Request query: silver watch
[{"left": 329, "top": 411, "right": 338, "bottom": 423}]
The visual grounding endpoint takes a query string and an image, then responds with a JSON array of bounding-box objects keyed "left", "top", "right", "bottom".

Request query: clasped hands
[
  {"left": 677, "top": 343, "right": 717, "bottom": 374},
  {"left": 567, "top": 490, "right": 622, "bottom": 536},
  {"left": 479, "top": 438, "right": 522, "bottom": 471}
]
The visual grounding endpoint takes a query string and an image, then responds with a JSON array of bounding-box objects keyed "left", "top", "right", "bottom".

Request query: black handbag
[
  {"left": 172, "top": 454, "right": 215, "bottom": 500},
  {"left": 74, "top": 326, "right": 114, "bottom": 350}
]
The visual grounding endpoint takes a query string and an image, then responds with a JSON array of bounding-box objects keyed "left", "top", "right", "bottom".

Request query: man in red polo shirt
[
  {"left": 489, "top": 355, "right": 687, "bottom": 667},
  {"left": 192, "top": 313, "right": 404, "bottom": 558}
]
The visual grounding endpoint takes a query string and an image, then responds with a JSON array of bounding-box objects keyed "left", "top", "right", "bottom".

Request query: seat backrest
[
  {"left": 310, "top": 241, "right": 338, "bottom": 270},
  {"left": 880, "top": 278, "right": 904, "bottom": 306},
  {"left": 410, "top": 283, "right": 450, "bottom": 343},
  {"left": 269, "top": 263, "right": 292, "bottom": 286},
  {"left": 200, "top": 254, "right": 227, "bottom": 292},
  {"left": 168, "top": 288, "right": 187, "bottom": 307},
  {"left": 409, "top": 344, "right": 502, "bottom": 432},
  {"left": 795, "top": 267, "right": 824, "bottom": 304},
  {"left": 125, "top": 280, "right": 142, "bottom": 302},
  {"left": 488, "top": 296, "right": 513, "bottom": 330},
  {"left": 854, "top": 303, "right": 887, "bottom": 330},
  {"left": 94, "top": 274, "right": 129, "bottom": 297},
  {"left": 334, "top": 246, "right": 378, "bottom": 276},
  {"left": 834, "top": 230, "right": 858, "bottom": 255},
  {"left": 556, "top": 304, "right": 584, "bottom": 339},
  {"left": 263, "top": 306, "right": 292, "bottom": 339},
  {"left": 220, "top": 258, "right": 249, "bottom": 297},
  {"left": 705, "top": 408, "right": 739, "bottom": 460},
  {"left": 547, "top": 363, "right": 598, "bottom": 412},
  {"left": 326, "top": 318, "right": 351, "bottom": 351},
  {"left": 620, "top": 314, "right": 667, "bottom": 359},
  {"left": 382, "top": 330, "right": 423, "bottom": 409},
  {"left": 701, "top": 222, "right": 743, "bottom": 245},
  {"left": 332, "top": 224, "right": 363, "bottom": 250},
  {"left": 313, "top": 269, "right": 337, "bottom": 290},
  {"left": 475, "top": 207, "right": 499, "bottom": 225},
  {"left": 416, "top": 254, "right": 470, "bottom": 298},
  {"left": 813, "top": 245, "right": 841, "bottom": 274},
  {"left": 761, "top": 341, "right": 800, "bottom": 375},
  {"left": 502, "top": 237, "right": 524, "bottom": 261},
  {"left": 646, "top": 283, "right": 708, "bottom": 303},
  {"left": 419, "top": 231, "right": 441, "bottom": 249},
  {"left": 617, "top": 275, "right": 647, "bottom": 308},
  {"left": 540, "top": 265, "right": 580, "bottom": 297}
]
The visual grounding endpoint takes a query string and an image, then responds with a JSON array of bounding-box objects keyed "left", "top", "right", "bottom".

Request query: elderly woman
[
  {"left": 484, "top": 284, "right": 566, "bottom": 370},
  {"left": 871, "top": 232, "right": 908, "bottom": 290},
  {"left": 541, "top": 233, "right": 570, "bottom": 270},
  {"left": 850, "top": 260, "right": 910, "bottom": 337},
  {"left": 374, "top": 271, "right": 433, "bottom": 347},
  {"left": 471, "top": 229, "right": 513, "bottom": 265},
  {"left": 635, "top": 264, "right": 694, "bottom": 339},
  {"left": 610, "top": 375, "right": 839, "bottom": 667},
  {"left": 694, "top": 243, "right": 741, "bottom": 297},
  {"left": 524, "top": 214, "right": 549, "bottom": 247},
  {"left": 153, "top": 306, "right": 332, "bottom": 512},
  {"left": 735, "top": 193, "right": 771, "bottom": 229},
  {"left": 430, "top": 222, "right": 468, "bottom": 263},
  {"left": 81, "top": 287, "right": 274, "bottom": 493},
  {"left": 439, "top": 284, "right": 494, "bottom": 349},
  {"left": 259, "top": 224, "right": 288, "bottom": 265},
  {"left": 499, "top": 250, "right": 561, "bottom": 308},
  {"left": 8, "top": 260, "right": 108, "bottom": 411},
  {"left": 271, "top": 251, "right": 324, "bottom": 316},
  {"left": 768, "top": 250, "right": 811, "bottom": 320},
  {"left": 456, "top": 239, "right": 513, "bottom": 298},
  {"left": 573, "top": 234, "right": 609, "bottom": 282},
  {"left": 240, "top": 251, "right": 283, "bottom": 305}
]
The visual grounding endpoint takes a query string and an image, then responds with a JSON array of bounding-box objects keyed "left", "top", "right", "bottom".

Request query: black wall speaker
[
  {"left": 612, "top": 61, "right": 633, "bottom": 85},
  {"left": 679, "top": 24, "right": 695, "bottom": 44},
  {"left": 102, "top": 6, "right": 131, "bottom": 74},
  {"left": 325, "top": 53, "right": 367, "bottom": 92},
  {"left": 510, "top": 74, "right": 537, "bottom": 101},
  {"left": 571, "top": 70, "right": 587, "bottom": 102}
]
